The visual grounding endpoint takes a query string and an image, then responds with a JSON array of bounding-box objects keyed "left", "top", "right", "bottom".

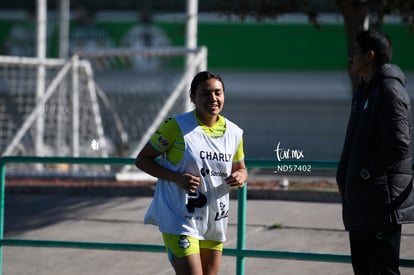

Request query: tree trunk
[{"left": 337, "top": 0, "right": 370, "bottom": 94}]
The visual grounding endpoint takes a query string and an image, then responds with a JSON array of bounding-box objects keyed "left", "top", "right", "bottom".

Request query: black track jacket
[{"left": 337, "top": 64, "right": 414, "bottom": 231}]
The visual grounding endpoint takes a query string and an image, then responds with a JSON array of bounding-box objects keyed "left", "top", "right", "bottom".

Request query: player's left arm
[{"left": 225, "top": 138, "right": 248, "bottom": 188}]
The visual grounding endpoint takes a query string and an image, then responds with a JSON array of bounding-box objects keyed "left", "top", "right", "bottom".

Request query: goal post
[
  {"left": 74, "top": 46, "right": 208, "bottom": 173},
  {"left": 129, "top": 48, "right": 208, "bottom": 154},
  {"left": 0, "top": 45, "right": 207, "bottom": 174},
  {"left": 0, "top": 55, "right": 111, "bottom": 173}
]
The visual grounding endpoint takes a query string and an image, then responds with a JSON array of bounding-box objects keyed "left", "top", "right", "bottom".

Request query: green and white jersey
[{"left": 144, "top": 111, "right": 243, "bottom": 242}]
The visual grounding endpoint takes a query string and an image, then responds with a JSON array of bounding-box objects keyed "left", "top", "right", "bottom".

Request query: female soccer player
[{"left": 136, "top": 71, "right": 248, "bottom": 275}]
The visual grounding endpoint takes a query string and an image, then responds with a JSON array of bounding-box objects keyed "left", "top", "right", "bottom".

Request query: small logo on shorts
[{"left": 178, "top": 235, "right": 191, "bottom": 249}]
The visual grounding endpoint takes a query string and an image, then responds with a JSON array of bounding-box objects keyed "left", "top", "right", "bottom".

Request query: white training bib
[{"left": 144, "top": 111, "right": 243, "bottom": 242}]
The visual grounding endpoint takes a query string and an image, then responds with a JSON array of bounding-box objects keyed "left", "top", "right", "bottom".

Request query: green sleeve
[
  {"left": 149, "top": 118, "right": 180, "bottom": 153},
  {"left": 233, "top": 137, "right": 245, "bottom": 163}
]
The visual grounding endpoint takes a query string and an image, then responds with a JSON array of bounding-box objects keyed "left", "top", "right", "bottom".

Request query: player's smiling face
[{"left": 191, "top": 78, "right": 225, "bottom": 123}]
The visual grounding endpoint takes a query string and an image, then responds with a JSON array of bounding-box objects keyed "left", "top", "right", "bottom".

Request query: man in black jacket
[{"left": 337, "top": 30, "right": 414, "bottom": 274}]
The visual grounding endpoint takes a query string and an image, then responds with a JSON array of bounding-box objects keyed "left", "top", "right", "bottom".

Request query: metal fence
[{"left": 0, "top": 156, "right": 413, "bottom": 275}]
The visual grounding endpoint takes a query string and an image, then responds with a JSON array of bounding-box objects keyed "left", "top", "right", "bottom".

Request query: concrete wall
[
  {"left": 98, "top": 70, "right": 414, "bottom": 162},
  {"left": 223, "top": 97, "right": 350, "bottom": 161},
  {"left": 220, "top": 71, "right": 414, "bottom": 161}
]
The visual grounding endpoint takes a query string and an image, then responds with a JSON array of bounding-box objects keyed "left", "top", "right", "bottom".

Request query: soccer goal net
[
  {"left": 76, "top": 46, "right": 208, "bottom": 174},
  {"left": 0, "top": 46, "right": 207, "bottom": 175}
]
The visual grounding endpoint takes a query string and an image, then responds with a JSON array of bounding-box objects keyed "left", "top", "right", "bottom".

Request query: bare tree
[
  {"left": 337, "top": 0, "right": 370, "bottom": 90},
  {"left": 219, "top": 0, "right": 414, "bottom": 92}
]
